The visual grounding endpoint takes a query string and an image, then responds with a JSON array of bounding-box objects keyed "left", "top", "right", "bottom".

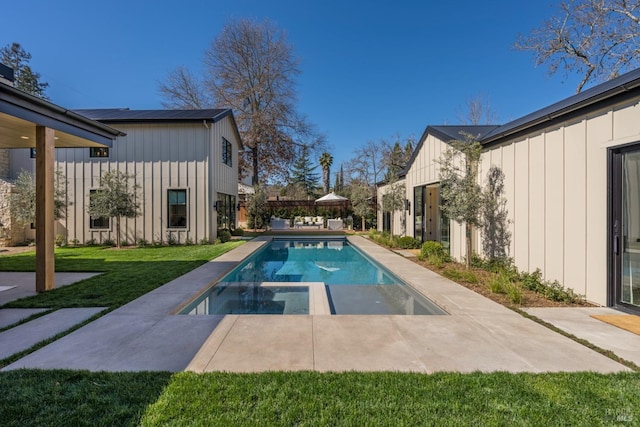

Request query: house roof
[
  {"left": 75, "top": 108, "right": 244, "bottom": 150},
  {"left": 398, "top": 125, "right": 499, "bottom": 179},
  {"left": 401, "top": 67, "right": 640, "bottom": 176},
  {"left": 481, "top": 67, "right": 640, "bottom": 145},
  {"left": 75, "top": 108, "right": 233, "bottom": 123},
  {"left": 0, "top": 82, "right": 124, "bottom": 148}
]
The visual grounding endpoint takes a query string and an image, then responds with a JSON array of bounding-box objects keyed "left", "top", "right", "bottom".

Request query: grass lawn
[
  {"left": 1, "top": 239, "right": 638, "bottom": 425},
  {"left": 0, "top": 242, "right": 244, "bottom": 309},
  {"left": 1, "top": 370, "right": 638, "bottom": 426}
]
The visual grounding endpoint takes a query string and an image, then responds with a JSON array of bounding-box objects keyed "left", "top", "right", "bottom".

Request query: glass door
[{"left": 621, "top": 150, "right": 640, "bottom": 307}]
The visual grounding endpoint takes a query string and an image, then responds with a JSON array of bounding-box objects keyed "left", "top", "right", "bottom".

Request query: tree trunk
[
  {"left": 251, "top": 145, "right": 259, "bottom": 186},
  {"left": 116, "top": 217, "right": 121, "bottom": 248},
  {"left": 465, "top": 224, "right": 472, "bottom": 269},
  {"left": 361, "top": 216, "right": 365, "bottom": 232}
]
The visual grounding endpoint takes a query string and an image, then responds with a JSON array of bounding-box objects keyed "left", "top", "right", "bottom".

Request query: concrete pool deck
[{"left": 1, "top": 236, "right": 637, "bottom": 373}]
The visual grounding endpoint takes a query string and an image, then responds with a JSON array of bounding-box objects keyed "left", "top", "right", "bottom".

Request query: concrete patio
[{"left": 1, "top": 236, "right": 637, "bottom": 373}]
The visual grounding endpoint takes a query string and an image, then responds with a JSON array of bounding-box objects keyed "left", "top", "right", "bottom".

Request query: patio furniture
[
  {"left": 270, "top": 218, "right": 290, "bottom": 230},
  {"left": 327, "top": 218, "right": 343, "bottom": 230}
]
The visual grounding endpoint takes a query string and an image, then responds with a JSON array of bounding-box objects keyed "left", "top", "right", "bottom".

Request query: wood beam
[{"left": 35, "top": 126, "right": 55, "bottom": 292}]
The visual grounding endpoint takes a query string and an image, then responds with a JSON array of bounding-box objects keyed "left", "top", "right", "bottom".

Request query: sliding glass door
[{"left": 612, "top": 145, "right": 640, "bottom": 311}]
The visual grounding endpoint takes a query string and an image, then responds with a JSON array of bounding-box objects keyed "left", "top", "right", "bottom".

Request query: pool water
[{"left": 180, "top": 238, "right": 446, "bottom": 316}]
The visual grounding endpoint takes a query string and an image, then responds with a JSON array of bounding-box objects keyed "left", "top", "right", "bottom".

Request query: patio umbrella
[
  {"left": 315, "top": 192, "right": 349, "bottom": 220},
  {"left": 315, "top": 192, "right": 348, "bottom": 202}
]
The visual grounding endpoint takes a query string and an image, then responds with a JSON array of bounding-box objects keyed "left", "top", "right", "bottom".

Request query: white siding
[
  {"left": 50, "top": 117, "right": 240, "bottom": 245},
  {"left": 481, "top": 96, "right": 640, "bottom": 306}
]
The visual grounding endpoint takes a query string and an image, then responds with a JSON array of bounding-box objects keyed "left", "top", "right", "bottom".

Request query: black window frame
[
  {"left": 89, "top": 147, "right": 109, "bottom": 158},
  {"left": 167, "top": 189, "right": 188, "bottom": 229},
  {"left": 222, "top": 137, "right": 232, "bottom": 167}
]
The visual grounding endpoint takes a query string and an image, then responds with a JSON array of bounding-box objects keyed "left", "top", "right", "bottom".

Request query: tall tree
[
  {"left": 158, "top": 66, "right": 212, "bottom": 109},
  {"left": 438, "top": 133, "right": 484, "bottom": 268},
  {"left": 319, "top": 152, "right": 333, "bottom": 194},
  {"left": 246, "top": 184, "right": 268, "bottom": 230},
  {"left": 0, "top": 42, "right": 49, "bottom": 98},
  {"left": 289, "top": 146, "right": 320, "bottom": 197},
  {"left": 86, "top": 170, "right": 141, "bottom": 248},
  {"left": 348, "top": 140, "right": 387, "bottom": 185},
  {"left": 204, "top": 18, "right": 324, "bottom": 183},
  {"left": 456, "top": 94, "right": 499, "bottom": 125},
  {"left": 516, "top": 0, "right": 640, "bottom": 93}
]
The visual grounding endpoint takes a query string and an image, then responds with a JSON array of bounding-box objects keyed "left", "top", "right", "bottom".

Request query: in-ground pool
[{"left": 180, "top": 238, "right": 446, "bottom": 316}]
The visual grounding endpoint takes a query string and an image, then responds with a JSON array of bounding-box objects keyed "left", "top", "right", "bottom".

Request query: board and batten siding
[
  {"left": 404, "top": 133, "right": 466, "bottom": 262},
  {"left": 47, "top": 117, "right": 240, "bottom": 245},
  {"left": 479, "top": 97, "right": 640, "bottom": 306}
]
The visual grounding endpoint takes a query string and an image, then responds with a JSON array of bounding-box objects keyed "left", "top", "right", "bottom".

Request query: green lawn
[
  {"left": 0, "top": 242, "right": 244, "bottom": 309},
  {"left": 1, "top": 370, "right": 638, "bottom": 426},
  {"left": 1, "top": 242, "right": 638, "bottom": 425}
]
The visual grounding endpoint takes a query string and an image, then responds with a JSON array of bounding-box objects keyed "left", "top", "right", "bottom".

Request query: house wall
[
  {"left": 404, "top": 133, "right": 466, "bottom": 261},
  {"left": 14, "top": 117, "right": 240, "bottom": 245},
  {"left": 479, "top": 96, "right": 640, "bottom": 306},
  {"left": 376, "top": 181, "right": 405, "bottom": 236}
]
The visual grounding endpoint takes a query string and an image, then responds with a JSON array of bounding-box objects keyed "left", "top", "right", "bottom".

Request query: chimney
[{"left": 0, "top": 63, "right": 15, "bottom": 86}]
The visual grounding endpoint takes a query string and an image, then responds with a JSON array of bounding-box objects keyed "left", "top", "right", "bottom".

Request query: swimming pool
[{"left": 180, "top": 237, "right": 446, "bottom": 316}]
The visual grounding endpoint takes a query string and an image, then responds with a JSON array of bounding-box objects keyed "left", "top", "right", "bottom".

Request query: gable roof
[
  {"left": 398, "top": 125, "right": 499, "bottom": 179},
  {"left": 75, "top": 108, "right": 232, "bottom": 123},
  {"left": 75, "top": 108, "right": 243, "bottom": 149}
]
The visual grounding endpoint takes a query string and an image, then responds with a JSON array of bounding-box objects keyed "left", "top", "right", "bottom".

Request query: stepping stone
[
  {"left": 0, "top": 308, "right": 49, "bottom": 329},
  {"left": 0, "top": 307, "right": 105, "bottom": 360}
]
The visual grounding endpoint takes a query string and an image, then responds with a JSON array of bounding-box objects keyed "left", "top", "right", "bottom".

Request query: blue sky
[{"left": 2, "top": 0, "right": 581, "bottom": 170}]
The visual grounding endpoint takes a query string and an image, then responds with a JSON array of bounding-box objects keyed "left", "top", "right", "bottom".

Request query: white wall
[
  {"left": 480, "top": 97, "right": 640, "bottom": 305},
  {"left": 15, "top": 116, "right": 240, "bottom": 245}
]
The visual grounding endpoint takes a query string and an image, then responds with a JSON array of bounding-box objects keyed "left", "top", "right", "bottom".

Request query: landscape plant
[{"left": 86, "top": 170, "right": 141, "bottom": 248}]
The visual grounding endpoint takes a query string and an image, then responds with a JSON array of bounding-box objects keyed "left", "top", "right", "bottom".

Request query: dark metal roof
[
  {"left": 74, "top": 108, "right": 232, "bottom": 122},
  {"left": 481, "top": 67, "right": 640, "bottom": 145},
  {"left": 0, "top": 82, "right": 124, "bottom": 148},
  {"left": 429, "top": 125, "right": 500, "bottom": 142}
]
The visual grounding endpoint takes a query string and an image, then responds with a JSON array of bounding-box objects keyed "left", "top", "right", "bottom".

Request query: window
[
  {"left": 89, "top": 191, "right": 110, "bottom": 229},
  {"left": 222, "top": 137, "right": 232, "bottom": 166},
  {"left": 90, "top": 147, "right": 109, "bottom": 158},
  {"left": 168, "top": 189, "right": 187, "bottom": 228},
  {"left": 216, "top": 193, "right": 236, "bottom": 230}
]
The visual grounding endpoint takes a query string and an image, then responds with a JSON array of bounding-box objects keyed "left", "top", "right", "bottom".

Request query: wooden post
[{"left": 35, "top": 126, "right": 55, "bottom": 292}]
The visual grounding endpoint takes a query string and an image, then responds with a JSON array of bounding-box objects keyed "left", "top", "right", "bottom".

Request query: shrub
[
  {"left": 54, "top": 234, "right": 66, "bottom": 247},
  {"left": 137, "top": 238, "right": 149, "bottom": 247},
  {"left": 166, "top": 232, "right": 178, "bottom": 246},
  {"left": 184, "top": 237, "right": 194, "bottom": 246},
  {"left": 420, "top": 241, "right": 450, "bottom": 263},
  {"left": 231, "top": 228, "right": 245, "bottom": 236},
  {"left": 506, "top": 282, "right": 523, "bottom": 304},
  {"left": 69, "top": 238, "right": 80, "bottom": 247},
  {"left": 103, "top": 238, "right": 115, "bottom": 247},
  {"left": 397, "top": 236, "right": 420, "bottom": 249},
  {"left": 218, "top": 229, "right": 231, "bottom": 243},
  {"left": 519, "top": 269, "right": 583, "bottom": 303},
  {"left": 199, "top": 238, "right": 211, "bottom": 245},
  {"left": 85, "top": 238, "right": 97, "bottom": 246}
]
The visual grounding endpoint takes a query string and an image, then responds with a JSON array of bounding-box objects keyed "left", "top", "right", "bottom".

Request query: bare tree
[
  {"left": 348, "top": 140, "right": 388, "bottom": 185},
  {"left": 203, "top": 18, "right": 324, "bottom": 184},
  {"left": 516, "top": 0, "right": 640, "bottom": 93},
  {"left": 456, "top": 94, "right": 499, "bottom": 125},
  {"left": 158, "top": 66, "right": 212, "bottom": 109}
]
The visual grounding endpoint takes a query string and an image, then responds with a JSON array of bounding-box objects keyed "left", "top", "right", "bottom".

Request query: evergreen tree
[
  {"left": 289, "top": 146, "right": 320, "bottom": 197},
  {"left": 1, "top": 42, "right": 49, "bottom": 98}
]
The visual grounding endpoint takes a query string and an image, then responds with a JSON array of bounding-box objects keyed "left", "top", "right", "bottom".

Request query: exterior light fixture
[{"left": 404, "top": 199, "right": 411, "bottom": 211}]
